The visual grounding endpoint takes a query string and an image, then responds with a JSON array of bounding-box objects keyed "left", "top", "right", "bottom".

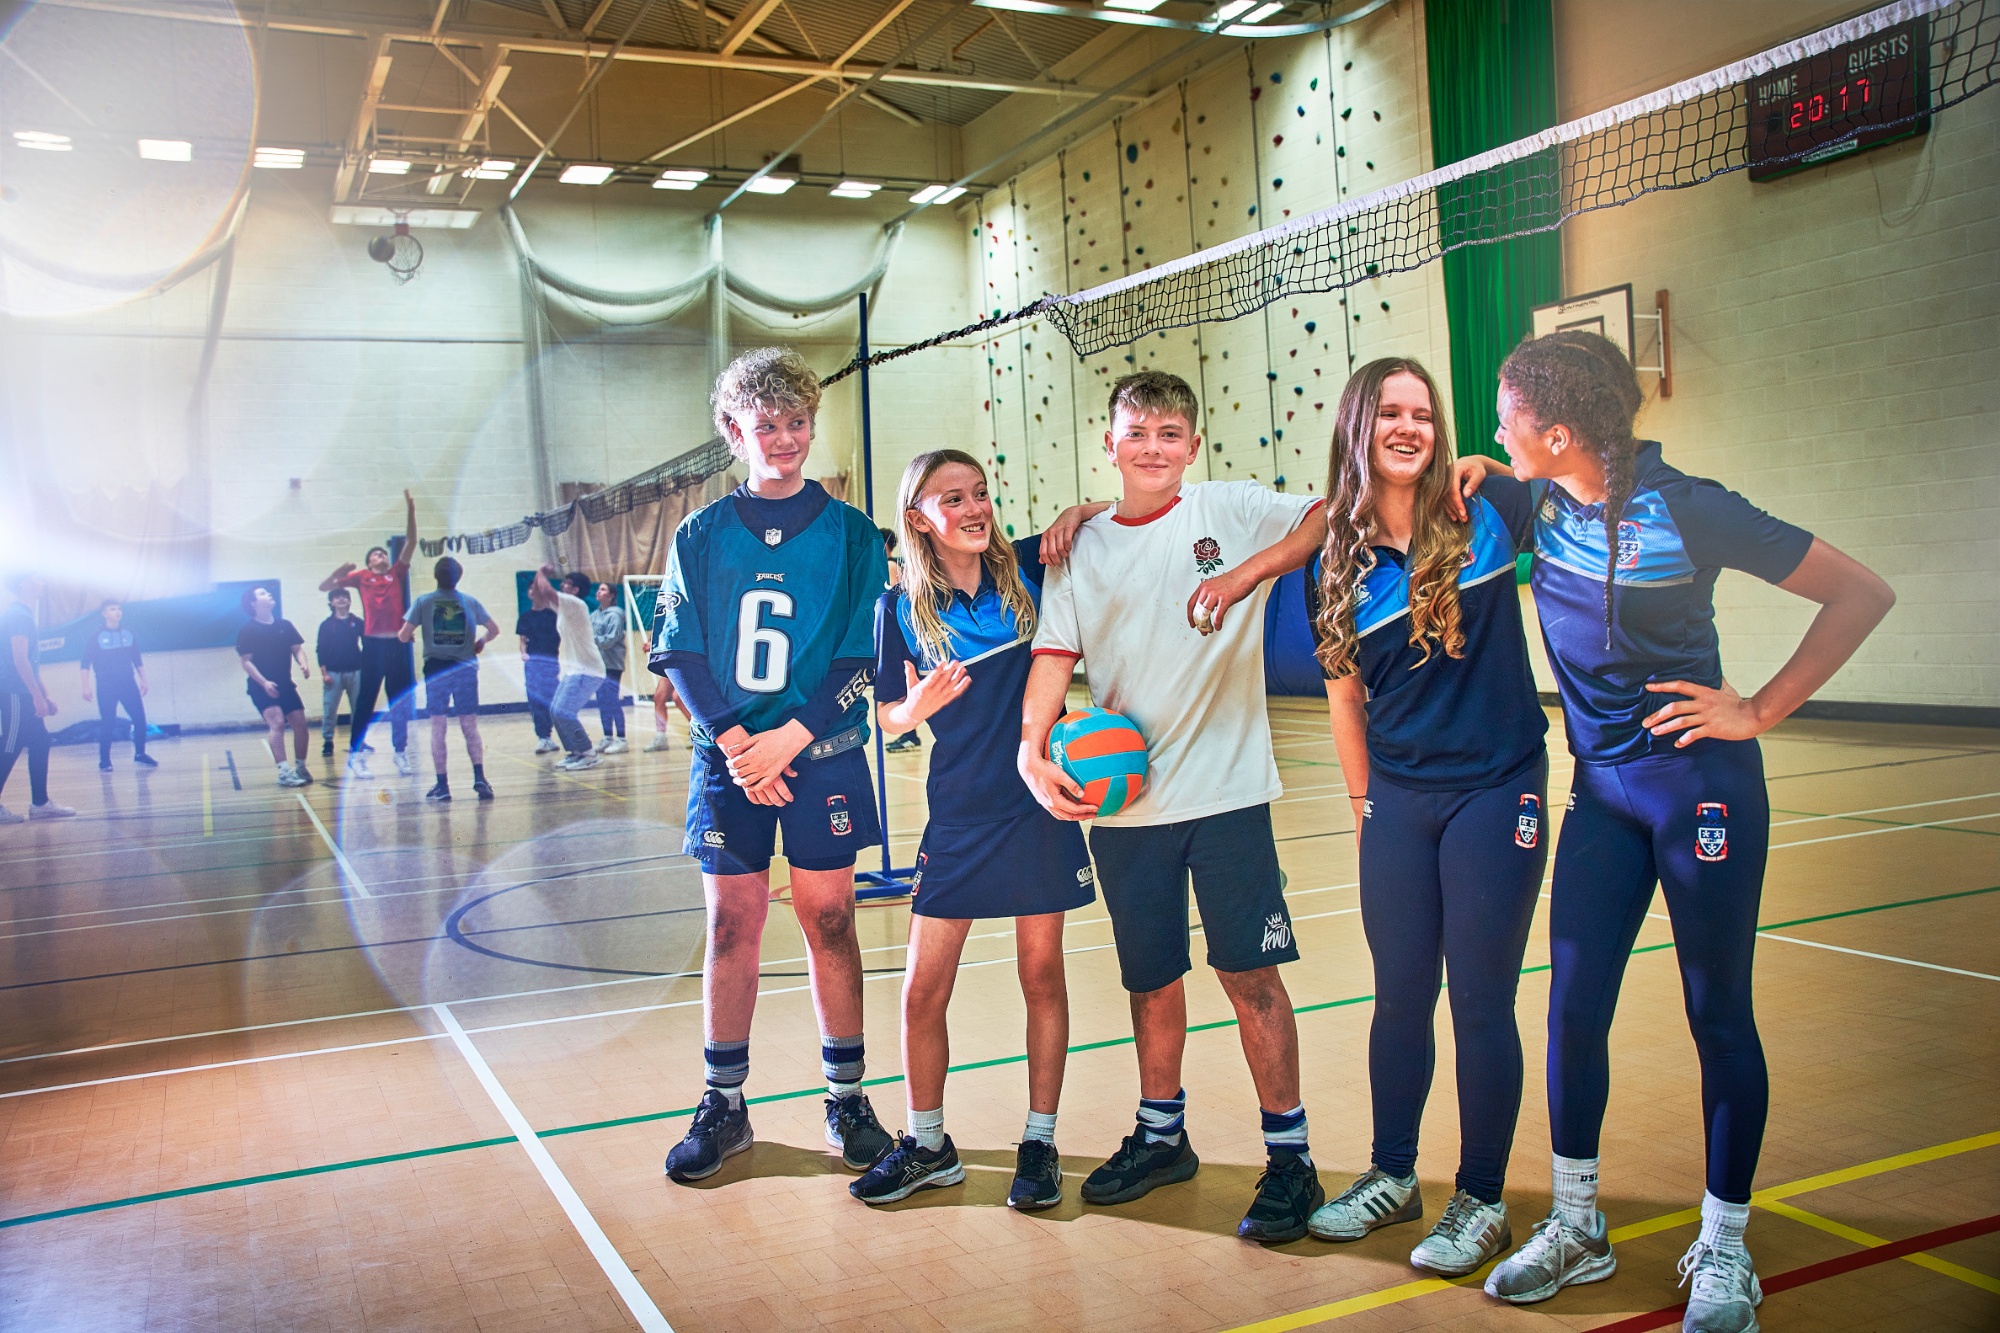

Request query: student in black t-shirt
[
  {"left": 80, "top": 599, "right": 155, "bottom": 772},
  {"left": 236, "top": 586, "right": 312, "bottom": 789},
  {"left": 316, "top": 589, "right": 366, "bottom": 759},
  {"left": 516, "top": 600, "right": 561, "bottom": 753}
]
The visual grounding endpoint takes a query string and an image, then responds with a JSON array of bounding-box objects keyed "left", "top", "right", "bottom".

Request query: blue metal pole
[{"left": 858, "top": 293, "right": 894, "bottom": 882}]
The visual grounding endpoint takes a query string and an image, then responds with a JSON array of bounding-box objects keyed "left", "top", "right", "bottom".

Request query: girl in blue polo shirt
[
  {"left": 1298, "top": 358, "right": 1549, "bottom": 1279},
  {"left": 850, "top": 449, "right": 1099, "bottom": 1213},
  {"left": 1472, "top": 332, "right": 1894, "bottom": 1332}
]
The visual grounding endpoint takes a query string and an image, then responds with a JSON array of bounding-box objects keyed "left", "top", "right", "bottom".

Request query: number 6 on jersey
[{"left": 735, "top": 589, "right": 794, "bottom": 692}]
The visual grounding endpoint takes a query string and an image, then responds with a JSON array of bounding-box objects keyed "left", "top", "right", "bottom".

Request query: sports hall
[{"left": 1, "top": 0, "right": 1995, "bottom": 1329}]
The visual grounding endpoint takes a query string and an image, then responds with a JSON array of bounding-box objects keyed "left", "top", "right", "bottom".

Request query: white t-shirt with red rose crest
[{"left": 1032, "top": 480, "right": 1323, "bottom": 828}]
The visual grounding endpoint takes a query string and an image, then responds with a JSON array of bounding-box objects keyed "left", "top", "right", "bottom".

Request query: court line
[
  {"left": 200, "top": 755, "right": 212, "bottom": 837},
  {"left": 1760, "top": 1199, "right": 2000, "bottom": 1294},
  {"left": 1771, "top": 790, "right": 2000, "bottom": 827},
  {"left": 433, "top": 1003, "right": 673, "bottom": 1333},
  {"left": 1759, "top": 933, "right": 2000, "bottom": 981},
  {"left": 1770, "top": 810, "right": 2000, "bottom": 849},
  {"left": 1588, "top": 1212, "right": 2000, "bottom": 1333},
  {"left": 1219, "top": 1130, "right": 2000, "bottom": 1333},
  {"left": 294, "top": 792, "right": 371, "bottom": 898}
]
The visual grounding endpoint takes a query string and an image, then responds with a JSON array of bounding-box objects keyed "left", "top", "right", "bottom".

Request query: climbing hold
[
  {"left": 1296, "top": 105, "right": 1306, "bottom": 116},
  {"left": 1265, "top": 370, "right": 1278, "bottom": 381},
  {"left": 1373, "top": 110, "right": 1381, "bottom": 121},
  {"left": 1343, "top": 60, "right": 1352, "bottom": 70},
  {"left": 1304, "top": 320, "right": 1317, "bottom": 333},
  {"left": 1125, "top": 143, "right": 1138, "bottom": 163},
  {"left": 1272, "top": 134, "right": 1283, "bottom": 146},
  {"left": 1380, "top": 301, "right": 1390, "bottom": 310},
  {"left": 1081, "top": 170, "right": 1091, "bottom": 180},
  {"left": 1293, "top": 385, "right": 1304, "bottom": 395},
  {"left": 1314, "top": 402, "right": 1323, "bottom": 410},
  {"left": 1272, "top": 178, "right": 1283, "bottom": 189},
  {"left": 1309, "top": 76, "right": 1319, "bottom": 90},
  {"left": 995, "top": 451, "right": 1005, "bottom": 462},
  {"left": 1336, "top": 146, "right": 1346, "bottom": 157},
  {"left": 1269, "top": 70, "right": 1282, "bottom": 82},
  {"left": 1197, "top": 113, "right": 1206, "bottom": 123},
  {"left": 1247, "top": 205, "right": 1257, "bottom": 216},
  {"left": 1341, "top": 107, "right": 1352, "bottom": 119},
  {"left": 1250, "top": 85, "right": 1261, "bottom": 101},
  {"left": 1145, "top": 178, "right": 1153, "bottom": 188}
]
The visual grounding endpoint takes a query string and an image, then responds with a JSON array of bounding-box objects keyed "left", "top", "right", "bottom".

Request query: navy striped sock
[
  {"left": 822, "top": 1035, "right": 865, "bottom": 1096},
  {"left": 704, "top": 1039, "right": 748, "bottom": 1109},
  {"left": 1137, "top": 1089, "right": 1186, "bottom": 1145},
  {"left": 1262, "top": 1104, "right": 1310, "bottom": 1163}
]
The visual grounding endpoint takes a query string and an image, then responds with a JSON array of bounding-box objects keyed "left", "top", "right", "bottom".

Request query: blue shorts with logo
[
  {"left": 912, "top": 810, "right": 1094, "bottom": 920},
  {"left": 1088, "top": 802, "right": 1296, "bottom": 994},
  {"left": 683, "top": 739, "right": 881, "bottom": 875}
]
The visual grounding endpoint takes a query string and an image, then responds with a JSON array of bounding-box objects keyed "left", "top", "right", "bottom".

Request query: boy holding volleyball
[{"left": 1019, "top": 371, "right": 1332, "bottom": 1243}]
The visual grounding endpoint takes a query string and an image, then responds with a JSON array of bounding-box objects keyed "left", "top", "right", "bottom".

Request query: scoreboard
[{"left": 1746, "top": 16, "right": 1930, "bottom": 181}]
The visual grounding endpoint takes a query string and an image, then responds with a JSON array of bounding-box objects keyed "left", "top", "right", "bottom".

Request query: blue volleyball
[{"left": 1048, "top": 707, "right": 1148, "bottom": 817}]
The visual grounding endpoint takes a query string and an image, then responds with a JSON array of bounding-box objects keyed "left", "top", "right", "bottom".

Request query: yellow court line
[
  {"left": 497, "top": 751, "right": 629, "bottom": 802},
  {"left": 200, "top": 754, "right": 212, "bottom": 837},
  {"left": 1760, "top": 1199, "right": 2000, "bottom": 1295},
  {"left": 1221, "top": 1129, "right": 2000, "bottom": 1333}
]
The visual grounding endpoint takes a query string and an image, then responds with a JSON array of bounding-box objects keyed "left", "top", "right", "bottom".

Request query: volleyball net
[{"left": 822, "top": 0, "right": 1996, "bottom": 383}]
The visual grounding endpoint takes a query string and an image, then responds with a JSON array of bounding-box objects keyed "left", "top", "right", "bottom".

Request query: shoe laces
[
  {"left": 1332, "top": 1167, "right": 1401, "bottom": 1209},
  {"left": 1518, "top": 1211, "right": 1583, "bottom": 1267},
  {"left": 689, "top": 1090, "right": 736, "bottom": 1133},
  {"left": 1433, "top": 1191, "right": 1492, "bottom": 1242},
  {"left": 1254, "top": 1151, "right": 1311, "bottom": 1200},
  {"left": 1016, "top": 1139, "right": 1058, "bottom": 1175},
  {"left": 830, "top": 1092, "right": 882, "bottom": 1135},
  {"left": 1678, "top": 1240, "right": 1749, "bottom": 1299}
]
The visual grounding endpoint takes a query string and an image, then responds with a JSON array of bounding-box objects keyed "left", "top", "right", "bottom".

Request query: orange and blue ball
[{"left": 1048, "top": 707, "right": 1148, "bottom": 818}]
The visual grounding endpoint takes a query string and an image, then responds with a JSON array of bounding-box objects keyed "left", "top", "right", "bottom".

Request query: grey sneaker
[
  {"left": 1680, "top": 1241, "right": 1762, "bottom": 1333},
  {"left": 644, "top": 733, "right": 672, "bottom": 752},
  {"left": 1308, "top": 1167, "right": 1421, "bottom": 1241},
  {"left": 1485, "top": 1209, "right": 1616, "bottom": 1304},
  {"left": 557, "top": 752, "right": 601, "bottom": 771},
  {"left": 1410, "top": 1189, "right": 1511, "bottom": 1276},
  {"left": 393, "top": 750, "right": 414, "bottom": 777},
  {"left": 0, "top": 804, "right": 23, "bottom": 825},
  {"left": 534, "top": 737, "right": 560, "bottom": 754},
  {"left": 602, "top": 737, "right": 628, "bottom": 754},
  {"left": 347, "top": 753, "right": 373, "bottom": 780},
  {"left": 28, "top": 800, "right": 78, "bottom": 818}
]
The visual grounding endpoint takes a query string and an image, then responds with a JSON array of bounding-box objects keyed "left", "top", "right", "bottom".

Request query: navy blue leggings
[
  {"left": 1360, "top": 758, "right": 1547, "bottom": 1203},
  {"left": 1548, "top": 739, "right": 1769, "bottom": 1203}
]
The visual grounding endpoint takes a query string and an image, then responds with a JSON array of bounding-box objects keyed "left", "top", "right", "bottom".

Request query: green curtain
[{"left": 1426, "top": 0, "right": 1561, "bottom": 460}]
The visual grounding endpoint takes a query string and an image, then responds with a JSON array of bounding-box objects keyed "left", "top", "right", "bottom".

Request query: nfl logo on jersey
[
  {"left": 1616, "top": 520, "right": 1642, "bottom": 570},
  {"left": 1695, "top": 802, "right": 1729, "bottom": 861},
  {"left": 1515, "top": 793, "right": 1541, "bottom": 849},
  {"left": 827, "top": 794, "right": 852, "bottom": 835}
]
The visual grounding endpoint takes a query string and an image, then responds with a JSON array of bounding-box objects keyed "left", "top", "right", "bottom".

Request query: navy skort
[{"left": 911, "top": 809, "right": 1095, "bottom": 920}]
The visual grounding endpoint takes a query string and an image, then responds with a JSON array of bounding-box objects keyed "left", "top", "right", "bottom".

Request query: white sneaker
[
  {"left": 28, "top": 801, "right": 76, "bottom": 820},
  {"left": 1410, "top": 1190, "right": 1511, "bottom": 1276},
  {"left": 276, "top": 763, "right": 308, "bottom": 788},
  {"left": 602, "top": 737, "right": 627, "bottom": 754},
  {"left": 0, "top": 804, "right": 23, "bottom": 825},
  {"left": 1308, "top": 1168, "right": 1422, "bottom": 1241},
  {"left": 534, "top": 737, "right": 560, "bottom": 755},
  {"left": 393, "top": 750, "right": 414, "bottom": 776},
  {"left": 1680, "top": 1241, "right": 1762, "bottom": 1333},
  {"left": 557, "top": 752, "right": 601, "bottom": 771},
  {"left": 644, "top": 733, "right": 671, "bottom": 753},
  {"left": 1485, "top": 1209, "right": 1616, "bottom": 1304},
  {"left": 346, "top": 753, "right": 372, "bottom": 779}
]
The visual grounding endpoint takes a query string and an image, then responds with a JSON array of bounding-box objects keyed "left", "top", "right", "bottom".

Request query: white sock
[
  {"left": 908, "top": 1105, "right": 946, "bottom": 1152},
  {"left": 1552, "top": 1153, "right": 1601, "bottom": 1232},
  {"left": 1699, "top": 1192, "right": 1749, "bottom": 1254},
  {"left": 1023, "top": 1110, "right": 1057, "bottom": 1145}
]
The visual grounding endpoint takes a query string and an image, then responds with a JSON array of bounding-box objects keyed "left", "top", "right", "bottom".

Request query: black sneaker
[
  {"left": 1237, "top": 1148, "right": 1325, "bottom": 1245},
  {"left": 425, "top": 780, "right": 451, "bottom": 802},
  {"left": 826, "top": 1091, "right": 894, "bottom": 1170},
  {"left": 133, "top": 753, "right": 158, "bottom": 768},
  {"left": 884, "top": 734, "right": 922, "bottom": 753},
  {"left": 1008, "top": 1138, "right": 1063, "bottom": 1211},
  {"left": 321, "top": 740, "right": 334, "bottom": 757},
  {"left": 98, "top": 760, "right": 113, "bottom": 772},
  {"left": 472, "top": 778, "right": 494, "bottom": 800},
  {"left": 1081, "top": 1129, "right": 1199, "bottom": 1205},
  {"left": 664, "top": 1090, "right": 753, "bottom": 1183},
  {"left": 849, "top": 1135, "right": 965, "bottom": 1205}
]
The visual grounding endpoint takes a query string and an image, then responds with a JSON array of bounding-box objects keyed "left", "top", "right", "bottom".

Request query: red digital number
[
  {"left": 1790, "top": 99, "right": 1805, "bottom": 131},
  {"left": 1809, "top": 92, "right": 1825, "bottom": 122},
  {"left": 1838, "top": 83, "right": 1849, "bottom": 113},
  {"left": 1858, "top": 75, "right": 1871, "bottom": 104}
]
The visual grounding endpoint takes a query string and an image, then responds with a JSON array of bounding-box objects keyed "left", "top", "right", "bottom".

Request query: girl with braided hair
[
  {"left": 1295, "top": 358, "right": 1550, "bottom": 1277},
  {"left": 1463, "top": 331, "right": 1895, "bottom": 1333}
]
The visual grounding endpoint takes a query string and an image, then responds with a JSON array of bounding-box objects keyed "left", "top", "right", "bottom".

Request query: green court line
[{"left": 6, "top": 881, "right": 1994, "bottom": 1232}]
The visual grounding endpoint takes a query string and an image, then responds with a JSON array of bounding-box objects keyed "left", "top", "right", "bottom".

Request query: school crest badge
[
  {"left": 1515, "top": 793, "right": 1542, "bottom": 849},
  {"left": 1260, "top": 912, "right": 1292, "bottom": 953},
  {"left": 827, "top": 794, "right": 852, "bottom": 835},
  {"left": 1695, "top": 802, "right": 1729, "bottom": 861},
  {"left": 1616, "top": 520, "right": 1642, "bottom": 571},
  {"left": 764, "top": 527, "right": 783, "bottom": 547},
  {"left": 1193, "top": 536, "right": 1223, "bottom": 576}
]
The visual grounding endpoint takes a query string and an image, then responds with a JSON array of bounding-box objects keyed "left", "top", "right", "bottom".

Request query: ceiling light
[
  {"left": 559, "top": 163, "right": 615, "bottom": 185},
  {"left": 368, "top": 158, "right": 412, "bottom": 175},
  {"left": 1239, "top": 1, "right": 1284, "bottom": 19},
  {"left": 1102, "top": 0, "right": 1167, "bottom": 10},
  {"left": 13, "top": 130, "right": 72, "bottom": 152},
  {"left": 910, "top": 183, "right": 966, "bottom": 205},
  {"left": 254, "top": 146, "right": 305, "bottom": 169},
  {"left": 830, "top": 180, "right": 881, "bottom": 199},
  {"left": 464, "top": 157, "right": 514, "bottom": 179},
  {"left": 743, "top": 175, "right": 795, "bottom": 194},
  {"left": 1212, "top": 0, "right": 1253, "bottom": 18},
  {"left": 654, "top": 168, "right": 709, "bottom": 190},
  {"left": 138, "top": 138, "right": 192, "bottom": 161}
]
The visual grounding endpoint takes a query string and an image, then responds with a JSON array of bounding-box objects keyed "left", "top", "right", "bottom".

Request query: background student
[
  {"left": 0, "top": 572, "right": 75, "bottom": 823},
  {"left": 400, "top": 556, "right": 498, "bottom": 802},
  {"left": 589, "top": 580, "right": 629, "bottom": 754},
  {"left": 237, "top": 586, "right": 313, "bottom": 789},
  {"left": 517, "top": 590, "right": 562, "bottom": 755},
  {"left": 80, "top": 598, "right": 156, "bottom": 771},
  {"left": 318, "top": 490, "right": 419, "bottom": 777},
  {"left": 316, "top": 589, "right": 365, "bottom": 760},
  {"left": 538, "top": 569, "right": 606, "bottom": 771}
]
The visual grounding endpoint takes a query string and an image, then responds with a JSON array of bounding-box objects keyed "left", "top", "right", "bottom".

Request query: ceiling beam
[
  {"left": 832, "top": 0, "right": 917, "bottom": 67},
  {"left": 537, "top": 0, "right": 569, "bottom": 33},
  {"left": 334, "top": 35, "right": 393, "bottom": 202},
  {"left": 717, "top": 0, "right": 785, "bottom": 56},
  {"left": 644, "top": 74, "right": 824, "bottom": 161}
]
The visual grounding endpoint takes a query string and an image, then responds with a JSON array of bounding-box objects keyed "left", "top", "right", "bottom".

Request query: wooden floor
[{"left": 2, "top": 700, "right": 1996, "bottom": 1332}]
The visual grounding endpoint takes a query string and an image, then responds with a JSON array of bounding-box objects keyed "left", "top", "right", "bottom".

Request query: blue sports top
[
  {"left": 651, "top": 480, "right": 881, "bottom": 749},
  {"left": 875, "top": 536, "right": 1045, "bottom": 826},
  {"left": 1307, "top": 492, "right": 1547, "bottom": 791},
  {"left": 1499, "top": 442, "right": 1814, "bottom": 766}
]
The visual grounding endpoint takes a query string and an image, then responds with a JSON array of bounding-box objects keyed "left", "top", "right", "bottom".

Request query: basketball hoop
[{"left": 367, "top": 218, "right": 423, "bottom": 284}]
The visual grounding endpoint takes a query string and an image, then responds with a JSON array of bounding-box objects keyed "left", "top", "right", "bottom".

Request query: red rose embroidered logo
[{"left": 1193, "top": 537, "right": 1223, "bottom": 576}]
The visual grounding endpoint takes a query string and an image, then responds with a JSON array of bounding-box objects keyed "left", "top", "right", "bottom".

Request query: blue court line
[{"left": 3, "top": 880, "right": 1994, "bottom": 1233}]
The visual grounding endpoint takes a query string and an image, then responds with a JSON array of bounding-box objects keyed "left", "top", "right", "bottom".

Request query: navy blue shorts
[
  {"left": 423, "top": 659, "right": 481, "bottom": 716},
  {"left": 1088, "top": 803, "right": 1296, "bottom": 994},
  {"left": 911, "top": 811, "right": 1095, "bottom": 920},
  {"left": 683, "top": 741, "right": 881, "bottom": 875},
  {"left": 249, "top": 679, "right": 304, "bottom": 717}
]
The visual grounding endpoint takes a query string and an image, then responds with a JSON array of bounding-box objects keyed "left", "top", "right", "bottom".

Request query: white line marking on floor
[
  {"left": 433, "top": 1003, "right": 674, "bottom": 1333},
  {"left": 294, "top": 792, "right": 372, "bottom": 898},
  {"left": 1771, "top": 791, "right": 2000, "bottom": 827},
  {"left": 1773, "top": 811, "right": 2000, "bottom": 849},
  {"left": 1758, "top": 933, "right": 2000, "bottom": 982}
]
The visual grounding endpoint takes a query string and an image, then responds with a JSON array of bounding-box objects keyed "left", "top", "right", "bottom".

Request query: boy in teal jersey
[{"left": 650, "top": 347, "right": 893, "bottom": 1183}]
